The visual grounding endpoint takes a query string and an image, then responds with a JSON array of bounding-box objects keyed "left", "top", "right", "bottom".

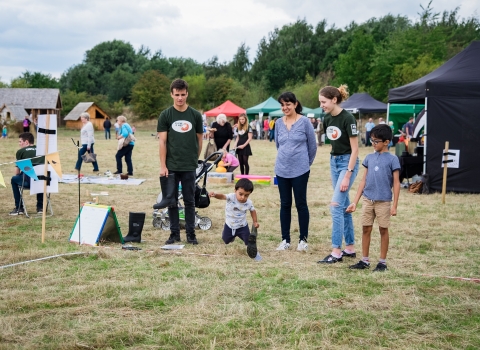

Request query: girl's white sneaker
[{"left": 276, "top": 240, "right": 290, "bottom": 251}]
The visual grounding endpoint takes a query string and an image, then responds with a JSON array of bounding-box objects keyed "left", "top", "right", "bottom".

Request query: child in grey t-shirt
[
  {"left": 209, "top": 178, "right": 261, "bottom": 260},
  {"left": 346, "top": 124, "right": 401, "bottom": 272}
]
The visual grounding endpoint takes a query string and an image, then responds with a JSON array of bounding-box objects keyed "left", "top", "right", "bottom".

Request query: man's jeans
[
  {"left": 11, "top": 173, "right": 43, "bottom": 210},
  {"left": 329, "top": 154, "right": 359, "bottom": 248},
  {"left": 168, "top": 171, "right": 196, "bottom": 236}
]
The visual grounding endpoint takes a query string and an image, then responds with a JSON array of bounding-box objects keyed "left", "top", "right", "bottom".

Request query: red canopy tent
[{"left": 204, "top": 100, "right": 245, "bottom": 117}]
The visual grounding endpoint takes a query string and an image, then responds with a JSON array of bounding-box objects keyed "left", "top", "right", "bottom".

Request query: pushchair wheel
[
  {"left": 152, "top": 217, "right": 162, "bottom": 228},
  {"left": 160, "top": 218, "right": 171, "bottom": 231},
  {"left": 197, "top": 217, "right": 212, "bottom": 230}
]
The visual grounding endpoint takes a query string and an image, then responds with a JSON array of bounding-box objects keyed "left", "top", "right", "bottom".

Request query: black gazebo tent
[
  {"left": 388, "top": 41, "right": 480, "bottom": 193},
  {"left": 341, "top": 93, "right": 388, "bottom": 113}
]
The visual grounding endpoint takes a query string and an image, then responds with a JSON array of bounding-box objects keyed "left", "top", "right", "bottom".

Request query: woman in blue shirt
[
  {"left": 114, "top": 115, "right": 135, "bottom": 175},
  {"left": 274, "top": 92, "right": 317, "bottom": 252}
]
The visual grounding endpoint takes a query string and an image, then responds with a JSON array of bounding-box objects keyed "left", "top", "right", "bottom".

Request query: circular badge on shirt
[
  {"left": 172, "top": 120, "right": 192, "bottom": 133},
  {"left": 326, "top": 126, "right": 342, "bottom": 141}
]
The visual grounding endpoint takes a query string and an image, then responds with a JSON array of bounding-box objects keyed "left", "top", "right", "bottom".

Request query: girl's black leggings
[{"left": 239, "top": 155, "right": 250, "bottom": 175}]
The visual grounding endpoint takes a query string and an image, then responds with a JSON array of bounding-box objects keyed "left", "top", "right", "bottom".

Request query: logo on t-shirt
[
  {"left": 172, "top": 120, "right": 192, "bottom": 133},
  {"left": 326, "top": 126, "right": 342, "bottom": 141},
  {"left": 351, "top": 124, "right": 358, "bottom": 135}
]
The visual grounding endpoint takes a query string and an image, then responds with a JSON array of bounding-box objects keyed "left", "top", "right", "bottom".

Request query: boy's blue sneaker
[
  {"left": 254, "top": 253, "right": 262, "bottom": 261},
  {"left": 247, "top": 231, "right": 258, "bottom": 259}
]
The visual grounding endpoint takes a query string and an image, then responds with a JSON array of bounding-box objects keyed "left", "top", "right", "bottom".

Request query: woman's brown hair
[
  {"left": 319, "top": 84, "right": 349, "bottom": 104},
  {"left": 237, "top": 113, "right": 249, "bottom": 133}
]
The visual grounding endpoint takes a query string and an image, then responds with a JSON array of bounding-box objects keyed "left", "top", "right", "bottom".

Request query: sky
[{"left": 0, "top": 0, "right": 477, "bottom": 83}]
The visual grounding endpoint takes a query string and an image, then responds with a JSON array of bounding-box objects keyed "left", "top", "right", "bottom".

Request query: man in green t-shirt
[
  {"left": 9, "top": 132, "right": 45, "bottom": 215},
  {"left": 156, "top": 79, "right": 204, "bottom": 245}
]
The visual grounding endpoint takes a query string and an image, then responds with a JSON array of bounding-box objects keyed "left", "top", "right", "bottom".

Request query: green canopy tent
[
  {"left": 305, "top": 107, "right": 325, "bottom": 119},
  {"left": 387, "top": 104, "right": 424, "bottom": 135},
  {"left": 245, "top": 97, "right": 281, "bottom": 120}
]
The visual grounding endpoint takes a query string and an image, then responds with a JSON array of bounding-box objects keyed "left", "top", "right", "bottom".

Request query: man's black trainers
[
  {"left": 247, "top": 231, "right": 258, "bottom": 259},
  {"left": 349, "top": 260, "right": 370, "bottom": 269},
  {"left": 165, "top": 233, "right": 181, "bottom": 245},
  {"left": 373, "top": 263, "right": 388, "bottom": 272},
  {"left": 186, "top": 234, "right": 198, "bottom": 245},
  {"left": 9, "top": 208, "right": 24, "bottom": 216},
  {"left": 341, "top": 250, "right": 357, "bottom": 258},
  {"left": 317, "top": 254, "right": 343, "bottom": 264}
]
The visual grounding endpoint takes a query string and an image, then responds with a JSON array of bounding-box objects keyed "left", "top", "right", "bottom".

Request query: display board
[{"left": 69, "top": 203, "right": 123, "bottom": 246}]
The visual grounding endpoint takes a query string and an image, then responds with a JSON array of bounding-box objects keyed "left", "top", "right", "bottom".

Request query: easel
[
  {"left": 441, "top": 141, "right": 455, "bottom": 204},
  {"left": 41, "top": 115, "right": 50, "bottom": 243}
]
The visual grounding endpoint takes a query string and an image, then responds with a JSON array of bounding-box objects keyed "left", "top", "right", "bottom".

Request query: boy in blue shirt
[{"left": 346, "top": 124, "right": 400, "bottom": 271}]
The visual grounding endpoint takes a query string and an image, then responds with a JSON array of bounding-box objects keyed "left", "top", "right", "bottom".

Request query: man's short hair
[
  {"left": 19, "top": 132, "right": 34, "bottom": 144},
  {"left": 170, "top": 79, "right": 189, "bottom": 93},
  {"left": 235, "top": 178, "right": 254, "bottom": 193}
]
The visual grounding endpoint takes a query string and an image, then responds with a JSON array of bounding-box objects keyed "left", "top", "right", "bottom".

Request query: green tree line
[{"left": 3, "top": 3, "right": 479, "bottom": 119}]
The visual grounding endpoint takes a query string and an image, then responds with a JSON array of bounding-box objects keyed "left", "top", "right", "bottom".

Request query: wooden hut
[
  {"left": 0, "top": 104, "right": 29, "bottom": 123},
  {"left": 63, "top": 102, "right": 110, "bottom": 130},
  {"left": 0, "top": 88, "right": 62, "bottom": 125}
]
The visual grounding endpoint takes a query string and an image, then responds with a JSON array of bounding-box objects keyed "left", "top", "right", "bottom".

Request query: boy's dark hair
[
  {"left": 19, "top": 132, "right": 34, "bottom": 144},
  {"left": 170, "top": 79, "right": 189, "bottom": 93},
  {"left": 370, "top": 124, "right": 392, "bottom": 142},
  {"left": 235, "top": 178, "right": 254, "bottom": 193},
  {"left": 278, "top": 91, "right": 303, "bottom": 114}
]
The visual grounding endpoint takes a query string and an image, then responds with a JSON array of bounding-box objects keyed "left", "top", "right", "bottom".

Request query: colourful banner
[
  {"left": 46, "top": 152, "right": 62, "bottom": 178},
  {"left": 15, "top": 159, "right": 38, "bottom": 181},
  {"left": 0, "top": 170, "right": 5, "bottom": 187}
]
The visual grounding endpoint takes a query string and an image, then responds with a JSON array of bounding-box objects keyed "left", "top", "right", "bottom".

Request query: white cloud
[{"left": 0, "top": 0, "right": 477, "bottom": 82}]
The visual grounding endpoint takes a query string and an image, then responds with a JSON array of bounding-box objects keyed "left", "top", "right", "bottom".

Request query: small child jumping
[
  {"left": 346, "top": 124, "right": 400, "bottom": 272},
  {"left": 209, "top": 178, "right": 261, "bottom": 260},
  {"left": 221, "top": 149, "right": 239, "bottom": 172}
]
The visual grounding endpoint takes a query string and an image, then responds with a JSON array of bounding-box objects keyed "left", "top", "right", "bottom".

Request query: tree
[
  {"left": 20, "top": 71, "right": 59, "bottom": 88},
  {"left": 230, "top": 43, "right": 251, "bottom": 81},
  {"left": 131, "top": 70, "right": 171, "bottom": 119},
  {"left": 183, "top": 74, "right": 206, "bottom": 110}
]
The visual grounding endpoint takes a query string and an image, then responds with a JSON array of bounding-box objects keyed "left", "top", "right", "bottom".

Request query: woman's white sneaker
[
  {"left": 297, "top": 240, "right": 308, "bottom": 252},
  {"left": 276, "top": 240, "right": 290, "bottom": 250}
]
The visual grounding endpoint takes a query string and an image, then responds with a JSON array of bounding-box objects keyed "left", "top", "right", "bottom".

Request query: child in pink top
[{"left": 222, "top": 150, "right": 239, "bottom": 172}]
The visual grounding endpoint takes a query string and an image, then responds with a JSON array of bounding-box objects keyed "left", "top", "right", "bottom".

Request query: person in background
[
  {"left": 114, "top": 120, "right": 120, "bottom": 136},
  {"left": 75, "top": 112, "right": 99, "bottom": 173},
  {"left": 346, "top": 124, "right": 400, "bottom": 272},
  {"left": 232, "top": 123, "right": 238, "bottom": 144},
  {"left": 268, "top": 117, "right": 275, "bottom": 142},
  {"left": 131, "top": 125, "right": 136, "bottom": 135},
  {"left": 405, "top": 117, "right": 414, "bottom": 139},
  {"left": 114, "top": 116, "right": 134, "bottom": 176},
  {"left": 388, "top": 121, "right": 395, "bottom": 149},
  {"left": 316, "top": 117, "right": 324, "bottom": 146},
  {"left": 103, "top": 117, "right": 112, "bottom": 140},
  {"left": 249, "top": 118, "right": 257, "bottom": 139},
  {"left": 221, "top": 149, "right": 239, "bottom": 172},
  {"left": 365, "top": 118, "right": 375, "bottom": 146},
  {"left": 274, "top": 92, "right": 317, "bottom": 252},
  {"left": 256, "top": 118, "right": 262, "bottom": 140},
  {"left": 263, "top": 118, "right": 269, "bottom": 140},
  {"left": 235, "top": 113, "right": 253, "bottom": 175},
  {"left": 210, "top": 113, "right": 233, "bottom": 151},
  {"left": 203, "top": 121, "right": 208, "bottom": 139},
  {"left": 9, "top": 132, "right": 45, "bottom": 215},
  {"left": 378, "top": 118, "right": 386, "bottom": 124},
  {"left": 2, "top": 124, "right": 7, "bottom": 138},
  {"left": 317, "top": 85, "right": 359, "bottom": 264},
  {"left": 22, "top": 116, "right": 31, "bottom": 132}
]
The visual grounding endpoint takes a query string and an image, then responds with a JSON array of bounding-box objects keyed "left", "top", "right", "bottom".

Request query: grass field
[{"left": 0, "top": 126, "right": 479, "bottom": 349}]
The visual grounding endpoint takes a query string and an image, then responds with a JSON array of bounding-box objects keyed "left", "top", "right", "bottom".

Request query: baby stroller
[{"left": 152, "top": 151, "right": 223, "bottom": 231}]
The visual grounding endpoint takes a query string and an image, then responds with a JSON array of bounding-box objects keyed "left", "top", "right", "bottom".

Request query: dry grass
[{"left": 0, "top": 128, "right": 479, "bottom": 349}]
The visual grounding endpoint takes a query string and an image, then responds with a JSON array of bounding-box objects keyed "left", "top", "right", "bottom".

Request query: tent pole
[{"left": 423, "top": 98, "right": 427, "bottom": 175}]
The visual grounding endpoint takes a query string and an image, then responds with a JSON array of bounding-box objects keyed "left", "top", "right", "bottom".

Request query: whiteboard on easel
[
  {"left": 69, "top": 204, "right": 123, "bottom": 246},
  {"left": 36, "top": 114, "right": 58, "bottom": 154},
  {"left": 441, "top": 149, "right": 460, "bottom": 169}
]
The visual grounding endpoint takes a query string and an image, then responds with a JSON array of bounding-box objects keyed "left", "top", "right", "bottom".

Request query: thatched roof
[
  {"left": 0, "top": 88, "right": 62, "bottom": 109},
  {"left": 0, "top": 104, "right": 29, "bottom": 122},
  {"left": 63, "top": 102, "right": 95, "bottom": 121}
]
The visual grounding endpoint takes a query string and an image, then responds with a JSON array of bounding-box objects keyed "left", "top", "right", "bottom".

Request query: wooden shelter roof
[
  {"left": 0, "top": 104, "right": 30, "bottom": 121},
  {"left": 64, "top": 102, "right": 95, "bottom": 121},
  {"left": 0, "top": 88, "right": 62, "bottom": 109}
]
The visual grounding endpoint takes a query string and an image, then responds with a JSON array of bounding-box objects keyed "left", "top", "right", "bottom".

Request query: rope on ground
[{"left": 0, "top": 252, "right": 88, "bottom": 270}]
